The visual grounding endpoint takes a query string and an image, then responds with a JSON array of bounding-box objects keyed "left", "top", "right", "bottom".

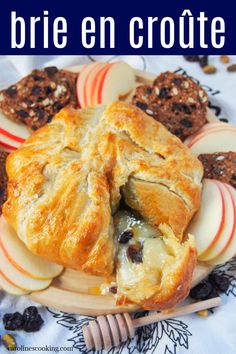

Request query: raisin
[
  {"left": 47, "top": 114, "right": 54, "bottom": 123},
  {"left": 180, "top": 119, "right": 193, "bottom": 128},
  {"left": 109, "top": 286, "right": 117, "bottom": 294},
  {"left": 190, "top": 281, "right": 213, "bottom": 300},
  {"left": 231, "top": 174, "right": 236, "bottom": 181},
  {"left": 45, "top": 86, "right": 53, "bottom": 95},
  {"left": 146, "top": 87, "right": 153, "bottom": 94},
  {"left": 23, "top": 306, "right": 44, "bottom": 332},
  {"left": 199, "top": 55, "right": 208, "bottom": 68},
  {"left": 172, "top": 103, "right": 191, "bottom": 115},
  {"left": 2, "top": 334, "right": 17, "bottom": 351},
  {"left": 32, "top": 74, "right": 45, "bottom": 81},
  {"left": 34, "top": 107, "right": 45, "bottom": 120},
  {"left": 53, "top": 102, "right": 63, "bottom": 112},
  {"left": 31, "top": 125, "right": 38, "bottom": 131},
  {"left": 159, "top": 87, "right": 170, "bottom": 99},
  {"left": 118, "top": 230, "right": 133, "bottom": 244},
  {"left": 45, "top": 66, "right": 59, "bottom": 77},
  {"left": 184, "top": 55, "right": 199, "bottom": 62},
  {"left": 37, "top": 96, "right": 44, "bottom": 102},
  {"left": 17, "top": 110, "right": 29, "bottom": 118},
  {"left": 174, "top": 128, "right": 183, "bottom": 138},
  {"left": 172, "top": 78, "right": 182, "bottom": 86},
  {"left": 5, "top": 85, "right": 17, "bottom": 97},
  {"left": 31, "top": 86, "right": 41, "bottom": 95},
  {"left": 3, "top": 312, "right": 24, "bottom": 330},
  {"left": 136, "top": 101, "right": 148, "bottom": 110},
  {"left": 127, "top": 244, "right": 143, "bottom": 263},
  {"left": 209, "top": 273, "right": 230, "bottom": 293}
]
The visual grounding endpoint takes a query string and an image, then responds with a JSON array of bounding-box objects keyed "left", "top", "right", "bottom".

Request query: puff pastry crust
[{"left": 3, "top": 102, "right": 202, "bottom": 308}]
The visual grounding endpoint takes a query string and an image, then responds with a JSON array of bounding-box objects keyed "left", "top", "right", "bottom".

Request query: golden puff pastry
[{"left": 3, "top": 102, "right": 202, "bottom": 309}]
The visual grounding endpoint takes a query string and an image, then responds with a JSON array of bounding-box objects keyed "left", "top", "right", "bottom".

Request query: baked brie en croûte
[{"left": 3, "top": 101, "right": 203, "bottom": 310}]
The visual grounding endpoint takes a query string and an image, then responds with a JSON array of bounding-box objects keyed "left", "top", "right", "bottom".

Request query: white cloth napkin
[{"left": 0, "top": 55, "right": 236, "bottom": 354}]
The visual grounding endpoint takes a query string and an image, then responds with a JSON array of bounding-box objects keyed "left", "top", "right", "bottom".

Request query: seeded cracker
[
  {"left": 0, "top": 151, "right": 9, "bottom": 214},
  {"left": 132, "top": 71, "right": 208, "bottom": 141},
  {"left": 199, "top": 152, "right": 236, "bottom": 189},
  {"left": 0, "top": 67, "right": 78, "bottom": 131}
]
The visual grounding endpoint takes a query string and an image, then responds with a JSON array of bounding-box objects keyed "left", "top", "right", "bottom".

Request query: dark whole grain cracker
[
  {"left": 0, "top": 67, "right": 78, "bottom": 131},
  {"left": 198, "top": 152, "right": 236, "bottom": 189},
  {"left": 132, "top": 71, "right": 208, "bottom": 141}
]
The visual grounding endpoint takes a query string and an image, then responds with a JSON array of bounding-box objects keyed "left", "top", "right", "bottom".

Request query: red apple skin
[
  {"left": 0, "top": 238, "right": 39, "bottom": 279},
  {"left": 197, "top": 180, "right": 225, "bottom": 257},
  {"left": 97, "top": 64, "right": 114, "bottom": 104},
  {"left": 189, "top": 126, "right": 236, "bottom": 148},
  {"left": 218, "top": 183, "right": 236, "bottom": 256},
  {"left": 0, "top": 268, "right": 28, "bottom": 291},
  {"left": 198, "top": 181, "right": 235, "bottom": 261},
  {"left": 83, "top": 62, "right": 102, "bottom": 108},
  {"left": 0, "top": 128, "right": 25, "bottom": 144},
  {"left": 90, "top": 63, "right": 110, "bottom": 105},
  {"left": 0, "top": 140, "right": 17, "bottom": 151}
]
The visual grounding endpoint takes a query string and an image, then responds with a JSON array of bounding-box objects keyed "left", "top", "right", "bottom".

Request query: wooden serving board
[{"left": 28, "top": 65, "right": 215, "bottom": 316}]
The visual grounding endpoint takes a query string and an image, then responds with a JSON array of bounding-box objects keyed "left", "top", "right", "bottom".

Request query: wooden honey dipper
[{"left": 82, "top": 297, "right": 222, "bottom": 351}]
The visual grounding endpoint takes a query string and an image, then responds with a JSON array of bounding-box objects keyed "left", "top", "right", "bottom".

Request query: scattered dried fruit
[
  {"left": 209, "top": 273, "right": 230, "bottom": 292},
  {"left": 127, "top": 243, "right": 143, "bottom": 263},
  {"left": 190, "top": 281, "right": 214, "bottom": 300},
  {"left": 3, "top": 312, "right": 23, "bottom": 331},
  {"left": 22, "top": 306, "right": 44, "bottom": 332},
  {"left": 2, "top": 333, "right": 17, "bottom": 351},
  {"left": 118, "top": 230, "right": 133, "bottom": 244},
  {"left": 220, "top": 55, "right": 230, "bottom": 64},
  {"left": 227, "top": 64, "right": 236, "bottom": 72},
  {"left": 203, "top": 65, "right": 217, "bottom": 74},
  {"left": 199, "top": 55, "right": 208, "bottom": 68},
  {"left": 197, "top": 309, "right": 209, "bottom": 317}
]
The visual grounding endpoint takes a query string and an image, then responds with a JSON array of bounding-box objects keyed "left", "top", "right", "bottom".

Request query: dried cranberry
[
  {"left": 118, "top": 230, "right": 133, "bottom": 244},
  {"left": 127, "top": 244, "right": 143, "bottom": 263},
  {"left": 5, "top": 86, "right": 17, "bottom": 97},
  {"left": 190, "top": 281, "right": 213, "bottom": 300},
  {"left": 180, "top": 119, "right": 193, "bottom": 128},
  {"left": 159, "top": 87, "right": 170, "bottom": 99},
  {"left": 45, "top": 66, "right": 58, "bottom": 77},
  {"left": 136, "top": 101, "right": 148, "bottom": 110},
  {"left": 209, "top": 273, "right": 230, "bottom": 293},
  {"left": 3, "top": 312, "right": 23, "bottom": 331}
]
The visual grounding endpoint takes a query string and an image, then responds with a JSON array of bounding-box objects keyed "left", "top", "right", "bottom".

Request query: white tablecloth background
[{"left": 0, "top": 55, "right": 236, "bottom": 354}]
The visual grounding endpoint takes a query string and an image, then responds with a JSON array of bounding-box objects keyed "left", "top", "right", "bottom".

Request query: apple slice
[
  {"left": 0, "top": 216, "right": 63, "bottom": 280},
  {"left": 190, "top": 129, "right": 236, "bottom": 155},
  {"left": 209, "top": 184, "right": 236, "bottom": 265},
  {"left": 85, "top": 62, "right": 107, "bottom": 107},
  {"left": 0, "top": 132, "right": 21, "bottom": 150},
  {"left": 0, "top": 111, "right": 29, "bottom": 142},
  {"left": 99, "top": 62, "right": 135, "bottom": 104},
  {"left": 184, "top": 122, "right": 230, "bottom": 146},
  {"left": 187, "top": 179, "right": 225, "bottom": 256},
  {"left": 77, "top": 62, "right": 102, "bottom": 108},
  {"left": 198, "top": 181, "right": 235, "bottom": 261},
  {"left": 91, "top": 63, "right": 110, "bottom": 105},
  {"left": 0, "top": 244, "right": 52, "bottom": 291},
  {"left": 0, "top": 271, "right": 29, "bottom": 295},
  {"left": 189, "top": 126, "right": 236, "bottom": 148}
]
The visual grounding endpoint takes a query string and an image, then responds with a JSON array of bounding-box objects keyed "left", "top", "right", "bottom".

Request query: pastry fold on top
[{"left": 3, "top": 102, "right": 202, "bottom": 308}]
